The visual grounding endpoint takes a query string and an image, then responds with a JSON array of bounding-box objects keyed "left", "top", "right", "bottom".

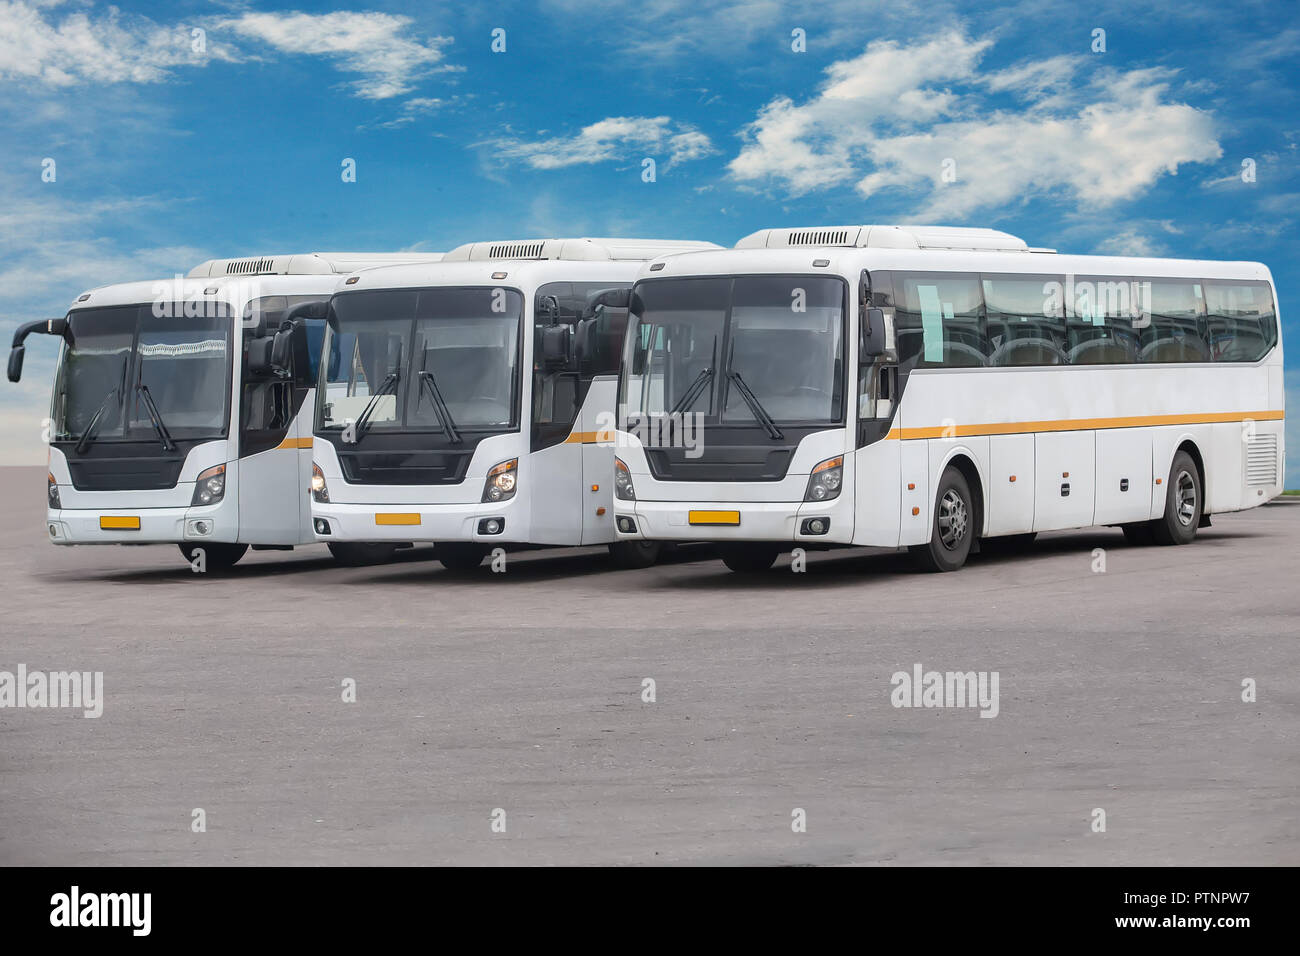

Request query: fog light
[
  {"left": 477, "top": 517, "right": 504, "bottom": 535},
  {"left": 188, "top": 519, "right": 212, "bottom": 536},
  {"left": 617, "top": 516, "right": 637, "bottom": 534},
  {"left": 314, "top": 518, "right": 331, "bottom": 535},
  {"left": 48, "top": 524, "right": 58, "bottom": 538},
  {"left": 800, "top": 517, "right": 830, "bottom": 535}
]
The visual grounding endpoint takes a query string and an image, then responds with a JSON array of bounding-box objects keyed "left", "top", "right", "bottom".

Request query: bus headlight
[
  {"left": 192, "top": 464, "right": 226, "bottom": 506},
  {"left": 614, "top": 457, "right": 636, "bottom": 501},
  {"left": 311, "top": 462, "right": 330, "bottom": 503},
  {"left": 805, "top": 456, "right": 843, "bottom": 502},
  {"left": 47, "top": 472, "right": 61, "bottom": 509},
  {"left": 482, "top": 458, "right": 518, "bottom": 502}
]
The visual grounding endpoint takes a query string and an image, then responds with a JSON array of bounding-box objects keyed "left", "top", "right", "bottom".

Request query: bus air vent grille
[
  {"left": 488, "top": 242, "right": 547, "bottom": 259},
  {"left": 787, "top": 229, "right": 851, "bottom": 246},
  {"left": 226, "top": 258, "right": 274, "bottom": 275},
  {"left": 1245, "top": 433, "right": 1278, "bottom": 486}
]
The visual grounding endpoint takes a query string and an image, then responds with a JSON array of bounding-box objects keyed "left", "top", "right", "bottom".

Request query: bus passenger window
[
  {"left": 1204, "top": 281, "right": 1276, "bottom": 362},
  {"left": 981, "top": 275, "right": 1067, "bottom": 366},
  {"left": 895, "top": 274, "right": 987, "bottom": 368},
  {"left": 1139, "top": 280, "right": 1209, "bottom": 363},
  {"left": 1066, "top": 277, "right": 1139, "bottom": 365}
]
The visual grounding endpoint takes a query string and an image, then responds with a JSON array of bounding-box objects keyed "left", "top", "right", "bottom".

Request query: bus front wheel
[
  {"left": 718, "top": 544, "right": 779, "bottom": 573},
  {"left": 178, "top": 542, "right": 247, "bottom": 571},
  {"left": 910, "top": 467, "right": 974, "bottom": 572},
  {"left": 608, "top": 540, "right": 661, "bottom": 569},
  {"left": 328, "top": 542, "right": 398, "bottom": 566}
]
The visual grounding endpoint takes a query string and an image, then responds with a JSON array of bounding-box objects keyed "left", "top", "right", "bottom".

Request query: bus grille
[{"left": 1245, "top": 433, "right": 1279, "bottom": 486}]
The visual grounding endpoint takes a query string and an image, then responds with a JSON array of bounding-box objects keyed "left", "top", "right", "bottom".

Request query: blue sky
[{"left": 1, "top": 0, "right": 1297, "bottom": 482}]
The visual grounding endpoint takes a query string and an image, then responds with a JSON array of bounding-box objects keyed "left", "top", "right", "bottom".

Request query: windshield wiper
[
  {"left": 135, "top": 383, "right": 176, "bottom": 451},
  {"left": 418, "top": 370, "right": 462, "bottom": 443},
  {"left": 669, "top": 334, "right": 717, "bottom": 415},
  {"left": 670, "top": 367, "right": 713, "bottom": 415},
  {"left": 353, "top": 369, "right": 400, "bottom": 439},
  {"left": 727, "top": 371, "right": 784, "bottom": 440},
  {"left": 73, "top": 386, "right": 122, "bottom": 454}
]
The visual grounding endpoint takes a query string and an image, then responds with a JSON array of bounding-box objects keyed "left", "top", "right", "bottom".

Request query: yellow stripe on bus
[
  {"left": 884, "top": 410, "right": 1283, "bottom": 441},
  {"left": 563, "top": 430, "right": 615, "bottom": 444},
  {"left": 274, "top": 436, "right": 314, "bottom": 449}
]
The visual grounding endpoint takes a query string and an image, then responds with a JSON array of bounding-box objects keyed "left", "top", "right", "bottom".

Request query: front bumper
[
  {"left": 615, "top": 496, "right": 853, "bottom": 545},
  {"left": 46, "top": 504, "right": 235, "bottom": 546},
  {"left": 311, "top": 499, "right": 520, "bottom": 544}
]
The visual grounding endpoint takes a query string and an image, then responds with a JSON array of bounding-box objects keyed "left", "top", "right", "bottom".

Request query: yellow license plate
[
  {"left": 374, "top": 513, "right": 421, "bottom": 526},
  {"left": 100, "top": 516, "right": 140, "bottom": 530},
  {"left": 688, "top": 510, "right": 740, "bottom": 526}
]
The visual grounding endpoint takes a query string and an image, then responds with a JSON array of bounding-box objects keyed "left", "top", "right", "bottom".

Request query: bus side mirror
[
  {"left": 270, "top": 327, "right": 294, "bottom": 374},
  {"left": 862, "top": 307, "right": 887, "bottom": 358},
  {"left": 7, "top": 346, "right": 24, "bottom": 383},
  {"left": 540, "top": 325, "right": 572, "bottom": 368}
]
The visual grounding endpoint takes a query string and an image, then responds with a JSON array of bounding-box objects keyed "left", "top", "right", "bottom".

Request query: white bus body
[
  {"left": 308, "top": 238, "right": 721, "bottom": 570},
  {"left": 12, "top": 252, "right": 444, "bottom": 570},
  {"left": 611, "top": 225, "right": 1285, "bottom": 572}
]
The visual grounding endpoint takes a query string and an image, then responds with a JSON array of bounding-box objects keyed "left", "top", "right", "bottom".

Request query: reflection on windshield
[
  {"left": 53, "top": 305, "right": 231, "bottom": 444},
  {"left": 621, "top": 275, "right": 845, "bottom": 426},
  {"left": 318, "top": 287, "right": 522, "bottom": 434}
]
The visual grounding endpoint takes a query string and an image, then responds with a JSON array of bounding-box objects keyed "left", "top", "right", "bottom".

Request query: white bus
[
  {"left": 611, "top": 225, "right": 1285, "bottom": 572},
  {"left": 307, "top": 237, "right": 720, "bottom": 570},
  {"left": 7, "top": 252, "right": 444, "bottom": 570}
]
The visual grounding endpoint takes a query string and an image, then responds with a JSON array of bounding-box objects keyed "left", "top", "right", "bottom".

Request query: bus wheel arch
[
  {"left": 939, "top": 451, "right": 986, "bottom": 540},
  {"left": 1175, "top": 438, "right": 1207, "bottom": 510}
]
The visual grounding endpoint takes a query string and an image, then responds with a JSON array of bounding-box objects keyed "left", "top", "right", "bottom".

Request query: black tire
[
  {"left": 328, "top": 542, "right": 398, "bottom": 566},
  {"left": 982, "top": 531, "right": 1037, "bottom": 553},
  {"left": 718, "top": 543, "right": 780, "bottom": 573},
  {"left": 178, "top": 542, "right": 247, "bottom": 571},
  {"left": 1121, "top": 522, "right": 1154, "bottom": 546},
  {"left": 608, "top": 540, "right": 661, "bottom": 569},
  {"left": 1152, "top": 450, "right": 1201, "bottom": 546},
  {"left": 910, "top": 467, "right": 975, "bottom": 572},
  {"left": 437, "top": 543, "right": 487, "bottom": 572}
]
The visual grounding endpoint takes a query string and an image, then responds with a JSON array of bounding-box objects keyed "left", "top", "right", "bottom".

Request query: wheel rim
[
  {"left": 937, "top": 489, "right": 969, "bottom": 550},
  {"left": 1175, "top": 469, "right": 1197, "bottom": 526}
]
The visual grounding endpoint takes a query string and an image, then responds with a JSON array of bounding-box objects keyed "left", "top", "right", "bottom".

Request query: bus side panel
[
  {"left": 898, "top": 440, "right": 931, "bottom": 546},
  {"left": 987, "top": 434, "right": 1035, "bottom": 535},
  {"left": 579, "top": 377, "right": 618, "bottom": 546},
  {"left": 1033, "top": 431, "right": 1095, "bottom": 531},
  {"left": 294, "top": 393, "right": 317, "bottom": 544},
  {"left": 851, "top": 439, "right": 901, "bottom": 547},
  {"left": 528, "top": 441, "right": 583, "bottom": 546},
  {"left": 236, "top": 435, "right": 302, "bottom": 545},
  {"left": 1205, "top": 422, "right": 1244, "bottom": 515},
  {"left": 1095, "top": 428, "right": 1152, "bottom": 525}
]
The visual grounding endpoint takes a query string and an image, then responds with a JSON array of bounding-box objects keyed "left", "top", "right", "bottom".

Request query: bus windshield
[
  {"left": 51, "top": 305, "right": 232, "bottom": 445},
  {"left": 622, "top": 275, "right": 846, "bottom": 426},
  {"left": 317, "top": 287, "right": 523, "bottom": 435}
]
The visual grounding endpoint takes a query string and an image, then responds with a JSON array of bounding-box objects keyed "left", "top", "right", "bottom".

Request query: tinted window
[
  {"left": 981, "top": 275, "right": 1067, "bottom": 366},
  {"left": 895, "top": 273, "right": 987, "bottom": 367},
  {"left": 1136, "top": 280, "right": 1208, "bottom": 363},
  {"left": 1205, "top": 281, "right": 1277, "bottom": 362},
  {"left": 1065, "top": 276, "right": 1140, "bottom": 365}
]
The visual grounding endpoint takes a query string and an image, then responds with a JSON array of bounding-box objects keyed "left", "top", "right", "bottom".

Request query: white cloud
[
  {"left": 1094, "top": 226, "right": 1166, "bottom": 258},
  {"left": 0, "top": 3, "right": 455, "bottom": 101},
  {"left": 219, "top": 11, "right": 456, "bottom": 100},
  {"left": 0, "top": 0, "right": 234, "bottom": 86},
  {"left": 729, "top": 32, "right": 1222, "bottom": 220},
  {"left": 489, "top": 115, "right": 717, "bottom": 171}
]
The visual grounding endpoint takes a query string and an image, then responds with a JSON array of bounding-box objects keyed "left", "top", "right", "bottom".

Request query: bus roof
[{"left": 186, "top": 251, "right": 445, "bottom": 278}]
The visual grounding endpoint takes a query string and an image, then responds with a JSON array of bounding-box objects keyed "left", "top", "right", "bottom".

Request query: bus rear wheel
[
  {"left": 437, "top": 543, "right": 487, "bottom": 572},
  {"left": 608, "top": 540, "right": 661, "bottom": 569},
  {"left": 178, "top": 542, "right": 247, "bottom": 571},
  {"left": 910, "top": 467, "right": 974, "bottom": 572},
  {"left": 1152, "top": 450, "right": 1201, "bottom": 546},
  {"left": 718, "top": 544, "right": 779, "bottom": 573},
  {"left": 328, "top": 542, "right": 398, "bottom": 566}
]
